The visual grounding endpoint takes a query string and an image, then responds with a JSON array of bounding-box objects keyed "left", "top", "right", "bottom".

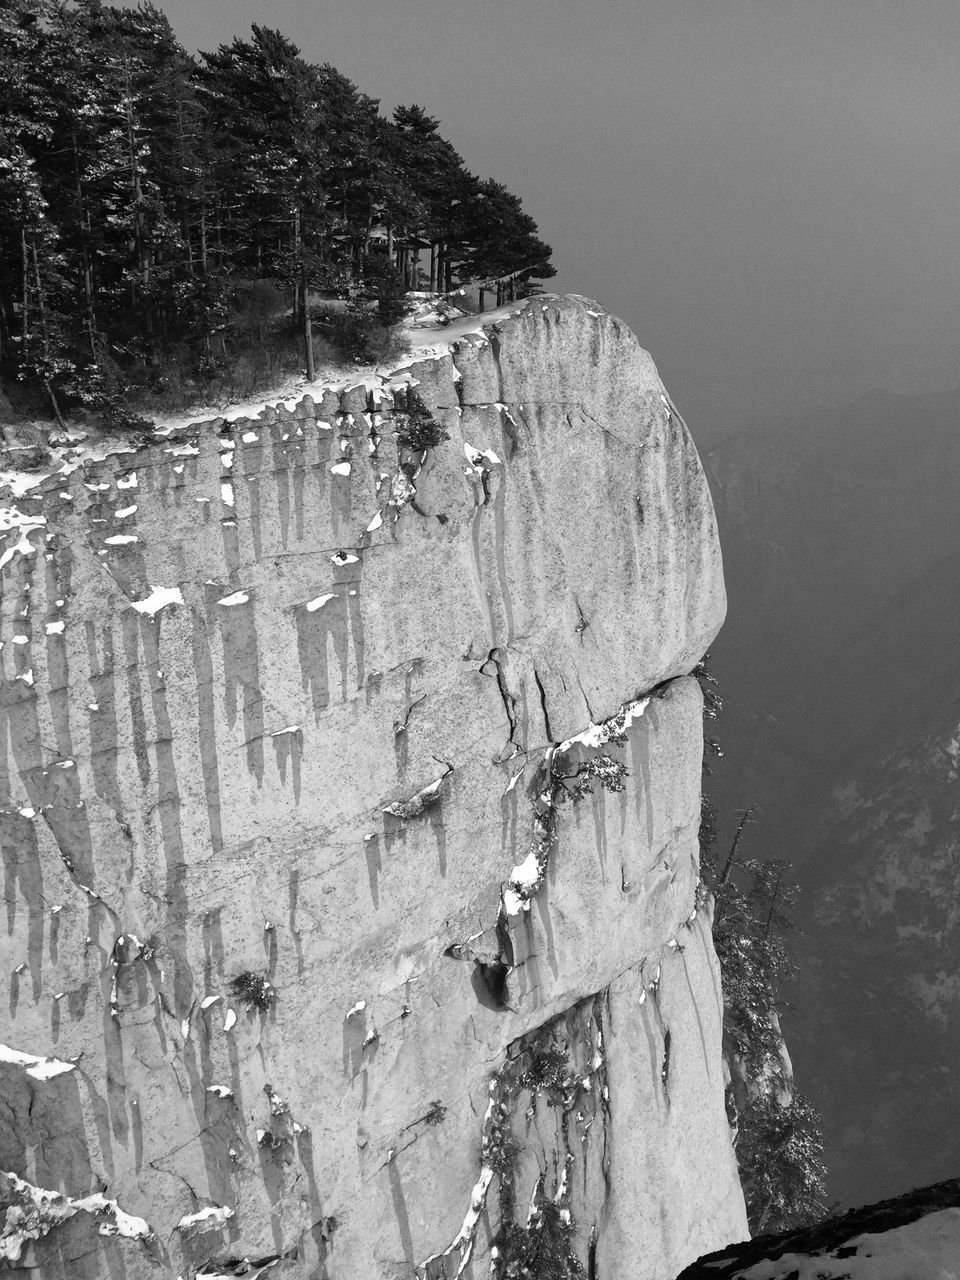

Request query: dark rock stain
[{"left": 192, "top": 597, "right": 223, "bottom": 853}]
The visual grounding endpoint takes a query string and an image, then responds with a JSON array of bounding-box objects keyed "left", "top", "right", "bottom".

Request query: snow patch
[
  {"left": 131, "top": 586, "right": 184, "bottom": 617},
  {"left": 0, "top": 1173, "right": 153, "bottom": 1260},
  {"left": 176, "top": 1204, "right": 234, "bottom": 1236},
  {"left": 217, "top": 589, "right": 249, "bottom": 607},
  {"left": 305, "top": 593, "right": 336, "bottom": 612},
  {"left": 0, "top": 1043, "right": 76, "bottom": 1080},
  {"left": 558, "top": 695, "right": 650, "bottom": 753},
  {"left": 0, "top": 511, "right": 47, "bottom": 572},
  {"left": 463, "top": 442, "right": 501, "bottom": 471},
  {"left": 733, "top": 1207, "right": 960, "bottom": 1279}
]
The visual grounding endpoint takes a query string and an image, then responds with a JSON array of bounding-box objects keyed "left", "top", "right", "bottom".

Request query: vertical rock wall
[{"left": 0, "top": 296, "right": 746, "bottom": 1277}]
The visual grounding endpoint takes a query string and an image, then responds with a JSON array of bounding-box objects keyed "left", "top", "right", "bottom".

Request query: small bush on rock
[
  {"left": 231, "top": 971, "right": 276, "bottom": 1012},
  {"left": 392, "top": 389, "right": 449, "bottom": 453}
]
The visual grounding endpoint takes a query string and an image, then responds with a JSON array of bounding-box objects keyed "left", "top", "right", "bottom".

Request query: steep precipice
[{"left": 0, "top": 295, "right": 746, "bottom": 1278}]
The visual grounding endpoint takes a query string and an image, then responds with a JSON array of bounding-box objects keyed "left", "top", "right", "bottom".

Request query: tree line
[{"left": 0, "top": 0, "right": 555, "bottom": 425}]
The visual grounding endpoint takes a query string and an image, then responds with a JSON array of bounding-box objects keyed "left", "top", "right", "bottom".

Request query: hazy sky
[{"left": 152, "top": 0, "right": 960, "bottom": 442}]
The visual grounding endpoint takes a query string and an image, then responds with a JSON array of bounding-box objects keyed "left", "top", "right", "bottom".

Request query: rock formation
[
  {"left": 678, "top": 1176, "right": 960, "bottom": 1279},
  {"left": 0, "top": 295, "right": 746, "bottom": 1277}
]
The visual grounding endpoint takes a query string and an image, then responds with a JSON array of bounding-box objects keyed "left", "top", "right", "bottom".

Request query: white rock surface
[{"left": 0, "top": 295, "right": 743, "bottom": 1277}]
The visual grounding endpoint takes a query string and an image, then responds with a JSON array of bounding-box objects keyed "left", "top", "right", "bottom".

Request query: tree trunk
[
  {"left": 28, "top": 236, "right": 65, "bottom": 428},
  {"left": 301, "top": 259, "right": 315, "bottom": 382},
  {"left": 714, "top": 806, "right": 756, "bottom": 925},
  {"left": 429, "top": 242, "right": 437, "bottom": 292}
]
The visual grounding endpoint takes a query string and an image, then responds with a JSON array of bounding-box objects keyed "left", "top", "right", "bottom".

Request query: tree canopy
[{"left": 0, "top": 0, "right": 554, "bottom": 421}]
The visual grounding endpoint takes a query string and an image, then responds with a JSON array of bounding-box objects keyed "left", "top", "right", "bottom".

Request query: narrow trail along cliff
[{"left": 0, "top": 295, "right": 747, "bottom": 1278}]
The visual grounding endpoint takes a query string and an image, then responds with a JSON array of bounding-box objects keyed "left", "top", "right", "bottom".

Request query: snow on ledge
[
  {"left": 130, "top": 586, "right": 184, "bottom": 617},
  {"left": 217, "top": 589, "right": 250, "bottom": 607},
  {"left": 0, "top": 1171, "right": 153, "bottom": 1262},
  {"left": 557, "top": 694, "right": 650, "bottom": 753},
  {"left": 176, "top": 1204, "right": 234, "bottom": 1236},
  {"left": 0, "top": 1042, "right": 77, "bottom": 1081}
]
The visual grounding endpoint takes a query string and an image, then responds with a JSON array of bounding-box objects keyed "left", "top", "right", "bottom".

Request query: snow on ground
[
  {"left": 0, "top": 293, "right": 540, "bottom": 580},
  {"left": 733, "top": 1208, "right": 960, "bottom": 1280},
  {"left": 0, "top": 1043, "right": 76, "bottom": 1080}
]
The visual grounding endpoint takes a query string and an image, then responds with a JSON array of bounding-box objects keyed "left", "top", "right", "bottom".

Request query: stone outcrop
[
  {"left": 0, "top": 295, "right": 745, "bottom": 1277},
  {"left": 678, "top": 1177, "right": 960, "bottom": 1279}
]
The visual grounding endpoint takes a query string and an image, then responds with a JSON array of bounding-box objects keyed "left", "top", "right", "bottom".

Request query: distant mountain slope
[
  {"left": 703, "top": 388, "right": 960, "bottom": 1204},
  {"left": 790, "top": 660, "right": 960, "bottom": 1205}
]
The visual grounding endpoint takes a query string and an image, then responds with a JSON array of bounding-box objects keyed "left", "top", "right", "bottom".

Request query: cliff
[{"left": 0, "top": 295, "right": 746, "bottom": 1278}]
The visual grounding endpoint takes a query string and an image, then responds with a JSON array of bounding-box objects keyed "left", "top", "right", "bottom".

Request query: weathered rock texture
[{"left": 0, "top": 295, "right": 745, "bottom": 1277}]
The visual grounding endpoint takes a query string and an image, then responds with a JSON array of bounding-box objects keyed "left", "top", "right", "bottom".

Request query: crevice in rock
[
  {"left": 393, "top": 694, "right": 426, "bottom": 739},
  {"left": 196, "top": 1248, "right": 297, "bottom": 1278},
  {"left": 480, "top": 648, "right": 521, "bottom": 757},
  {"left": 488, "top": 329, "right": 506, "bottom": 403},
  {"left": 661, "top": 1027, "right": 672, "bottom": 1098},
  {"left": 533, "top": 667, "right": 554, "bottom": 744}
]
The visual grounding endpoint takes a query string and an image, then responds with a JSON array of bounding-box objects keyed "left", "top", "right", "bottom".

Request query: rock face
[{"left": 0, "top": 295, "right": 745, "bottom": 1277}]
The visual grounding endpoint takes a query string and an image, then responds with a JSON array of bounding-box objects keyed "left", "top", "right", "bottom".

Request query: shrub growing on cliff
[
  {"left": 392, "top": 389, "right": 449, "bottom": 453},
  {"left": 552, "top": 752, "right": 628, "bottom": 803},
  {"left": 495, "top": 1202, "right": 585, "bottom": 1280},
  {"left": 736, "top": 1091, "right": 828, "bottom": 1234},
  {"left": 517, "top": 1047, "right": 569, "bottom": 1107},
  {"left": 697, "top": 655, "right": 827, "bottom": 1234},
  {"left": 230, "top": 971, "right": 276, "bottom": 1012}
]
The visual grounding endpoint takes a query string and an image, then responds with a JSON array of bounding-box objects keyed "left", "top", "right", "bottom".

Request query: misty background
[
  {"left": 132, "top": 0, "right": 960, "bottom": 1209},
  {"left": 152, "top": 0, "right": 960, "bottom": 445}
]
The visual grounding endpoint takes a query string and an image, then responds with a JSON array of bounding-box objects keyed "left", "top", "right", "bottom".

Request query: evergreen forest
[{"left": 0, "top": 0, "right": 555, "bottom": 426}]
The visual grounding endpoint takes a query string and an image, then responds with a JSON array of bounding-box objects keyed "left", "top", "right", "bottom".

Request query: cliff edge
[{"left": 0, "top": 295, "right": 746, "bottom": 1277}]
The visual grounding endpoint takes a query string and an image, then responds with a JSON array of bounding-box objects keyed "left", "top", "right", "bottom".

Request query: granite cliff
[{"left": 0, "top": 295, "right": 747, "bottom": 1277}]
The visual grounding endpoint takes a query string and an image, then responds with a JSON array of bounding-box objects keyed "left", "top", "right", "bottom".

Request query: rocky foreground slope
[
  {"left": 0, "top": 295, "right": 747, "bottom": 1278},
  {"left": 679, "top": 1177, "right": 960, "bottom": 1279}
]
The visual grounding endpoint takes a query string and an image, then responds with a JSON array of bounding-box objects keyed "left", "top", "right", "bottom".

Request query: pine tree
[
  {"left": 0, "top": 5, "right": 555, "bottom": 417},
  {"left": 199, "top": 27, "right": 327, "bottom": 376},
  {"left": 0, "top": 0, "right": 72, "bottom": 419},
  {"left": 463, "top": 179, "right": 556, "bottom": 303}
]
